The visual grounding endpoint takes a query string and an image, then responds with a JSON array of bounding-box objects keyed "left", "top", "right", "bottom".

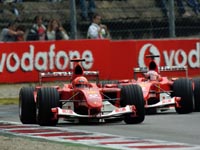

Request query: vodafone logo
[
  {"left": 138, "top": 43, "right": 200, "bottom": 68},
  {"left": 138, "top": 43, "right": 160, "bottom": 67},
  {"left": 0, "top": 44, "right": 94, "bottom": 73}
]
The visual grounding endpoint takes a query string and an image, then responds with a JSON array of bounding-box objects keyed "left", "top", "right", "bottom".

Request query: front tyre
[
  {"left": 37, "top": 87, "right": 60, "bottom": 126},
  {"left": 120, "top": 84, "right": 145, "bottom": 124},
  {"left": 19, "top": 87, "right": 36, "bottom": 124}
]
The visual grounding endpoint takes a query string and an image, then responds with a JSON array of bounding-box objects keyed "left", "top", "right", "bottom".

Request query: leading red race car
[
  {"left": 19, "top": 59, "right": 145, "bottom": 126},
  {"left": 133, "top": 55, "right": 199, "bottom": 114}
]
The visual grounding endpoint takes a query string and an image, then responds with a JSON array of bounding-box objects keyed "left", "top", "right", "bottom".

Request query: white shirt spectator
[
  {"left": 87, "top": 13, "right": 110, "bottom": 39},
  {"left": 87, "top": 23, "right": 100, "bottom": 39}
]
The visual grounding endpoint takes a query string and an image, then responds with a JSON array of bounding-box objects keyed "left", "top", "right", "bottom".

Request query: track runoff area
[{"left": 0, "top": 121, "right": 200, "bottom": 150}]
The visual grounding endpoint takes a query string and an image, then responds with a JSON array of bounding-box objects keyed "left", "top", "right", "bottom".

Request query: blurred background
[{"left": 1, "top": 0, "right": 200, "bottom": 40}]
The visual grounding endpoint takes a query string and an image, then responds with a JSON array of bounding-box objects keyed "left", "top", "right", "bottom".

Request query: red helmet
[{"left": 72, "top": 76, "right": 88, "bottom": 88}]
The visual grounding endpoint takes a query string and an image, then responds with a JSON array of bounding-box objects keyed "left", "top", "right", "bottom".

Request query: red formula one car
[
  {"left": 133, "top": 55, "right": 197, "bottom": 114},
  {"left": 19, "top": 59, "right": 145, "bottom": 126}
]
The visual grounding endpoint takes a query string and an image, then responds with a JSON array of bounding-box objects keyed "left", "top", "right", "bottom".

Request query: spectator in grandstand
[
  {"left": 79, "top": 0, "right": 96, "bottom": 21},
  {"left": 158, "top": 0, "right": 191, "bottom": 17},
  {"left": 0, "top": 21, "right": 24, "bottom": 42},
  {"left": 46, "top": 19, "right": 69, "bottom": 40},
  {"left": 3, "top": 0, "right": 22, "bottom": 20},
  {"left": 26, "top": 15, "right": 46, "bottom": 41},
  {"left": 12, "top": 5, "right": 21, "bottom": 21},
  {"left": 16, "top": 25, "right": 25, "bottom": 41},
  {"left": 87, "top": 13, "right": 110, "bottom": 39},
  {"left": 187, "top": 0, "right": 200, "bottom": 15}
]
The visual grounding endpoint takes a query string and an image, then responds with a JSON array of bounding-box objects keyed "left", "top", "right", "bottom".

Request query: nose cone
[
  {"left": 87, "top": 96, "right": 102, "bottom": 108},
  {"left": 84, "top": 89, "right": 102, "bottom": 108}
]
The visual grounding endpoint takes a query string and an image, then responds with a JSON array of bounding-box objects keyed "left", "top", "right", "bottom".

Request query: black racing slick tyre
[
  {"left": 173, "top": 78, "right": 194, "bottom": 114},
  {"left": 19, "top": 87, "right": 36, "bottom": 124},
  {"left": 193, "top": 78, "right": 200, "bottom": 111},
  {"left": 37, "top": 87, "right": 60, "bottom": 126},
  {"left": 120, "top": 84, "right": 145, "bottom": 124}
]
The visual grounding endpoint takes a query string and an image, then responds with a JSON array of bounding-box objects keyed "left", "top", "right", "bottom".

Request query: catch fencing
[{"left": 0, "top": 0, "right": 200, "bottom": 40}]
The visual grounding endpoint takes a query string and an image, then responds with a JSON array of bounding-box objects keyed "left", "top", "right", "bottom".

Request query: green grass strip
[{"left": 0, "top": 98, "right": 18, "bottom": 105}]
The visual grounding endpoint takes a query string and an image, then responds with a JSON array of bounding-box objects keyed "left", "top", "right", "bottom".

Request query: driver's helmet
[
  {"left": 149, "top": 61, "right": 158, "bottom": 72},
  {"left": 72, "top": 76, "right": 88, "bottom": 88}
]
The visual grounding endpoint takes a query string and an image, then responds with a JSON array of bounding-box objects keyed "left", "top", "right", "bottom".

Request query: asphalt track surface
[{"left": 0, "top": 104, "right": 200, "bottom": 150}]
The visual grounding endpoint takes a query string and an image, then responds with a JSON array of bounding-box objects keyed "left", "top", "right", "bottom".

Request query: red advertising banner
[
  {"left": 134, "top": 39, "right": 200, "bottom": 77},
  {"left": 0, "top": 39, "right": 200, "bottom": 83},
  {"left": 0, "top": 40, "right": 111, "bottom": 83}
]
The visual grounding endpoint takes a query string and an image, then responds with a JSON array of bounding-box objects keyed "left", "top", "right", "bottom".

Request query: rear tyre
[
  {"left": 193, "top": 78, "right": 200, "bottom": 111},
  {"left": 173, "top": 78, "right": 194, "bottom": 114},
  {"left": 120, "top": 84, "right": 145, "bottom": 124},
  {"left": 37, "top": 87, "right": 60, "bottom": 126},
  {"left": 19, "top": 87, "right": 36, "bottom": 124}
]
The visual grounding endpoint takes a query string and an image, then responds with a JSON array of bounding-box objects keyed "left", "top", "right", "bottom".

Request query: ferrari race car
[
  {"left": 133, "top": 55, "right": 199, "bottom": 114},
  {"left": 19, "top": 59, "right": 145, "bottom": 126}
]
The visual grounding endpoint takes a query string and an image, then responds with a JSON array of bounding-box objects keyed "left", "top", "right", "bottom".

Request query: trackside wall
[{"left": 0, "top": 39, "right": 200, "bottom": 83}]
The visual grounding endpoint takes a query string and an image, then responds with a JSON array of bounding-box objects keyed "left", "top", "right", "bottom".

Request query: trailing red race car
[
  {"left": 19, "top": 59, "right": 145, "bottom": 126},
  {"left": 133, "top": 55, "right": 198, "bottom": 114}
]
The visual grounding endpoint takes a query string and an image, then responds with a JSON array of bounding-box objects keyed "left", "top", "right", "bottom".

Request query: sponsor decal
[
  {"left": 138, "top": 43, "right": 160, "bottom": 67},
  {"left": 138, "top": 42, "right": 200, "bottom": 68},
  {"left": 0, "top": 44, "right": 94, "bottom": 72}
]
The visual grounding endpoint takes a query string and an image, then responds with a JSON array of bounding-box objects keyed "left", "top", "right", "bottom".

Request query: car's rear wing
[
  {"left": 133, "top": 66, "right": 188, "bottom": 79},
  {"left": 39, "top": 71, "right": 99, "bottom": 85}
]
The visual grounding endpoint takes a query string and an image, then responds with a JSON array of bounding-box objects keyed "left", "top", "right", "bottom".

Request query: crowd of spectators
[
  {"left": 0, "top": 0, "right": 97, "bottom": 41},
  {"left": 157, "top": 0, "right": 200, "bottom": 17},
  {"left": 0, "top": 0, "right": 99, "bottom": 41},
  {"left": 1, "top": 0, "right": 200, "bottom": 41},
  {"left": 0, "top": 15, "right": 70, "bottom": 42}
]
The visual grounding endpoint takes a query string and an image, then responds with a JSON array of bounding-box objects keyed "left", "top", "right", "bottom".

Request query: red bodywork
[
  {"left": 133, "top": 56, "right": 188, "bottom": 112},
  {"left": 32, "top": 59, "right": 140, "bottom": 122}
]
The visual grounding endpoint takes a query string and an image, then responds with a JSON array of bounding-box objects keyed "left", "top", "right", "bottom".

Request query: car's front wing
[
  {"left": 146, "top": 96, "right": 181, "bottom": 108},
  {"left": 51, "top": 105, "right": 136, "bottom": 119}
]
